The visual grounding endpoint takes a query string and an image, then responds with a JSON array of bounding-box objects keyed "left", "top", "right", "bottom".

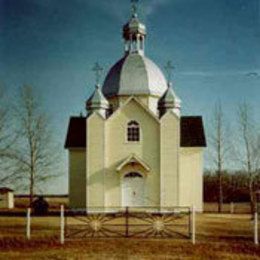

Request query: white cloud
[
  {"left": 88, "top": 0, "right": 173, "bottom": 22},
  {"left": 144, "top": 0, "right": 172, "bottom": 16},
  {"left": 87, "top": 1, "right": 128, "bottom": 22},
  {"left": 178, "top": 70, "right": 260, "bottom": 77}
]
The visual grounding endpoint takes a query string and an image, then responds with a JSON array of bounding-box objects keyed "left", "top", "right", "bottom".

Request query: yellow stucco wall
[
  {"left": 160, "top": 111, "right": 180, "bottom": 207},
  {"left": 179, "top": 148, "right": 204, "bottom": 211},
  {"left": 69, "top": 149, "right": 86, "bottom": 208},
  {"left": 105, "top": 98, "right": 160, "bottom": 207},
  {"left": 108, "top": 95, "right": 159, "bottom": 116},
  {"left": 87, "top": 113, "right": 106, "bottom": 209},
  {"left": 148, "top": 96, "right": 160, "bottom": 116}
]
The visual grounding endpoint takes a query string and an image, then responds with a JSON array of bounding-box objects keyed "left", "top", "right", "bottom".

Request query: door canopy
[{"left": 116, "top": 154, "right": 150, "bottom": 174}]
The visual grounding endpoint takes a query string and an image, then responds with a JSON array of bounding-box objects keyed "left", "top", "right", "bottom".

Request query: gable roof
[
  {"left": 64, "top": 117, "right": 86, "bottom": 149},
  {"left": 108, "top": 96, "right": 160, "bottom": 123},
  {"left": 116, "top": 154, "right": 151, "bottom": 172},
  {"left": 0, "top": 187, "right": 13, "bottom": 194},
  {"left": 65, "top": 115, "right": 206, "bottom": 149},
  {"left": 180, "top": 116, "right": 206, "bottom": 147}
]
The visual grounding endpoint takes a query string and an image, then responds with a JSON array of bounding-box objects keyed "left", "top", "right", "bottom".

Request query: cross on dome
[
  {"left": 131, "top": 0, "right": 139, "bottom": 17},
  {"left": 164, "top": 61, "right": 175, "bottom": 84},
  {"left": 92, "top": 62, "right": 103, "bottom": 86}
]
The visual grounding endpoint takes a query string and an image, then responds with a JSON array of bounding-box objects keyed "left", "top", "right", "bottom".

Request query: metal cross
[
  {"left": 164, "top": 61, "right": 175, "bottom": 83},
  {"left": 131, "top": 0, "right": 139, "bottom": 17},
  {"left": 92, "top": 62, "right": 103, "bottom": 85}
]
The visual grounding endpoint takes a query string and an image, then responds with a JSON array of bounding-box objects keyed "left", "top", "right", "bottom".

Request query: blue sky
[{"left": 0, "top": 0, "right": 259, "bottom": 193}]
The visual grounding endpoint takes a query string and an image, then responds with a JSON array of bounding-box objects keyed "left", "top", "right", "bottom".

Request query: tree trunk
[
  {"left": 29, "top": 169, "right": 34, "bottom": 207},
  {"left": 218, "top": 170, "right": 223, "bottom": 213},
  {"left": 249, "top": 176, "right": 255, "bottom": 214}
]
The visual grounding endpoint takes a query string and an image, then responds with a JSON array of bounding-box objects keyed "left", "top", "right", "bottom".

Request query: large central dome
[{"left": 102, "top": 53, "right": 168, "bottom": 98}]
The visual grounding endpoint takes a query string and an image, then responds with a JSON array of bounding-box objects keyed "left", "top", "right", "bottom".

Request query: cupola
[
  {"left": 158, "top": 82, "right": 181, "bottom": 118},
  {"left": 86, "top": 85, "right": 109, "bottom": 118},
  {"left": 123, "top": 0, "right": 146, "bottom": 55}
]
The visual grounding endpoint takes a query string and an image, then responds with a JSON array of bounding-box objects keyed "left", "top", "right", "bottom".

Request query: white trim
[
  {"left": 103, "top": 116, "right": 106, "bottom": 209},
  {"left": 87, "top": 110, "right": 106, "bottom": 121},
  {"left": 159, "top": 109, "right": 180, "bottom": 121}
]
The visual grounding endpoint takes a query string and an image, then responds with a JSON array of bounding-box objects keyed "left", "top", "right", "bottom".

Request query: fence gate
[{"left": 64, "top": 207, "right": 192, "bottom": 240}]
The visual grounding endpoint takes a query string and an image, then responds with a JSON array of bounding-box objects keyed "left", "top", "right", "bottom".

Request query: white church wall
[
  {"left": 179, "top": 148, "right": 203, "bottom": 212},
  {"left": 160, "top": 111, "right": 180, "bottom": 208},
  {"left": 69, "top": 148, "right": 87, "bottom": 209},
  {"left": 7, "top": 191, "right": 14, "bottom": 209},
  {"left": 0, "top": 191, "right": 14, "bottom": 209},
  {"left": 105, "top": 98, "right": 161, "bottom": 208}
]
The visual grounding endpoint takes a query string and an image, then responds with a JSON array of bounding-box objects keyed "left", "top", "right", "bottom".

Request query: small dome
[
  {"left": 123, "top": 17, "right": 146, "bottom": 40},
  {"left": 86, "top": 85, "right": 109, "bottom": 111},
  {"left": 158, "top": 83, "right": 181, "bottom": 109},
  {"left": 102, "top": 53, "right": 168, "bottom": 98}
]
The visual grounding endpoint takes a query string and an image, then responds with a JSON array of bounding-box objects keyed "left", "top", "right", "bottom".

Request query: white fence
[{"left": 21, "top": 205, "right": 259, "bottom": 245}]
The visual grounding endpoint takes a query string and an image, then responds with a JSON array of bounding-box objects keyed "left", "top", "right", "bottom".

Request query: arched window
[
  {"left": 124, "top": 172, "right": 142, "bottom": 178},
  {"left": 127, "top": 121, "right": 140, "bottom": 142}
]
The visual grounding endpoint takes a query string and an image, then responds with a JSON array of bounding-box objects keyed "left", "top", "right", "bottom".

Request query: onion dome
[
  {"left": 86, "top": 85, "right": 109, "bottom": 117},
  {"left": 158, "top": 83, "right": 181, "bottom": 117},
  {"left": 102, "top": 53, "right": 168, "bottom": 98}
]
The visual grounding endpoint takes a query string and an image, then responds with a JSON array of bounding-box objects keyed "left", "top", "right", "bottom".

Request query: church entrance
[{"left": 122, "top": 172, "right": 144, "bottom": 207}]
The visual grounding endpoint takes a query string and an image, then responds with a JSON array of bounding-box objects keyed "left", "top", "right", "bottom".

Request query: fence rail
[{"left": 63, "top": 207, "right": 193, "bottom": 241}]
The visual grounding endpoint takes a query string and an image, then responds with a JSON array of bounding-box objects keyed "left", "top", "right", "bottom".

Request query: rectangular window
[
  {"left": 127, "top": 121, "right": 140, "bottom": 142},
  {"left": 127, "top": 128, "right": 139, "bottom": 141}
]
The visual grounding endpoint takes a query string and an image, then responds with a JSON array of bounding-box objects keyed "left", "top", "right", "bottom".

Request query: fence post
[
  {"left": 60, "top": 205, "right": 65, "bottom": 244},
  {"left": 125, "top": 207, "right": 129, "bottom": 238},
  {"left": 254, "top": 211, "right": 258, "bottom": 245},
  {"left": 188, "top": 207, "right": 192, "bottom": 238},
  {"left": 26, "top": 208, "right": 31, "bottom": 240},
  {"left": 191, "top": 205, "right": 196, "bottom": 244},
  {"left": 230, "top": 202, "right": 234, "bottom": 214}
]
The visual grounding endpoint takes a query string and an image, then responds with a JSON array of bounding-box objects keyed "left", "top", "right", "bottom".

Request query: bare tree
[
  {"left": 0, "top": 87, "right": 8, "bottom": 182},
  {"left": 236, "top": 102, "right": 260, "bottom": 213},
  {"left": 0, "top": 86, "right": 17, "bottom": 184},
  {"left": 209, "top": 102, "right": 229, "bottom": 212},
  {"left": 0, "top": 87, "right": 7, "bottom": 155},
  {"left": 9, "top": 85, "right": 59, "bottom": 205}
]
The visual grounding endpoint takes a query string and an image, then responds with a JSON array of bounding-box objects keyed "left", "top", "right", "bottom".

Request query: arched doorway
[{"left": 122, "top": 172, "right": 144, "bottom": 207}]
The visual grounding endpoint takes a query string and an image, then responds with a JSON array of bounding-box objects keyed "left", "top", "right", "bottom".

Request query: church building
[{"left": 65, "top": 2, "right": 206, "bottom": 212}]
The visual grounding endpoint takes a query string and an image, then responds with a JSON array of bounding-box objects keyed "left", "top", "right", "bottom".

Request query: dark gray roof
[
  {"left": 180, "top": 116, "right": 207, "bottom": 147},
  {"left": 64, "top": 117, "right": 86, "bottom": 149},
  {"left": 65, "top": 116, "right": 206, "bottom": 149},
  {"left": 0, "top": 187, "right": 13, "bottom": 193}
]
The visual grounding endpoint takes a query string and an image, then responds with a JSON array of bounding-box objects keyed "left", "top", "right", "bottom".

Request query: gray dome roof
[{"left": 102, "top": 54, "right": 168, "bottom": 97}]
